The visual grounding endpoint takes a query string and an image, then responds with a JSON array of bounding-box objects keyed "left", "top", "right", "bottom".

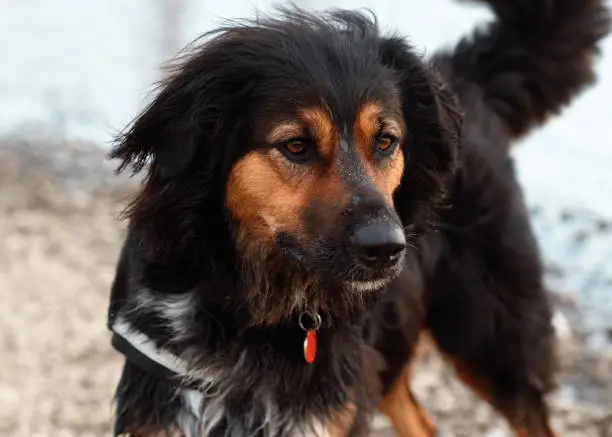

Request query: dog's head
[{"left": 111, "top": 8, "right": 460, "bottom": 325}]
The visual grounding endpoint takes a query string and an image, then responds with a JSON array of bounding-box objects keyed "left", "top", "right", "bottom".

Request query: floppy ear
[
  {"left": 110, "top": 70, "right": 213, "bottom": 180},
  {"left": 108, "top": 48, "right": 251, "bottom": 263},
  {"left": 380, "top": 36, "right": 462, "bottom": 229}
]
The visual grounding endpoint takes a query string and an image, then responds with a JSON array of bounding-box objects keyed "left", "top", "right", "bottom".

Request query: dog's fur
[{"left": 107, "top": 1, "right": 611, "bottom": 436}]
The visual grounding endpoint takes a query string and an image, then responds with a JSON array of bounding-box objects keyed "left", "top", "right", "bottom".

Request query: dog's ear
[
  {"left": 110, "top": 70, "right": 212, "bottom": 180},
  {"left": 108, "top": 48, "right": 252, "bottom": 263},
  {"left": 380, "top": 36, "right": 462, "bottom": 228}
]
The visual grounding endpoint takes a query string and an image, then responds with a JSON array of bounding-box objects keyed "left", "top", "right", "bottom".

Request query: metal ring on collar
[{"left": 298, "top": 311, "right": 322, "bottom": 332}]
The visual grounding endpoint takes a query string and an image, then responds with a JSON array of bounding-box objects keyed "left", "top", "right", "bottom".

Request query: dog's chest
[{"left": 175, "top": 388, "right": 339, "bottom": 437}]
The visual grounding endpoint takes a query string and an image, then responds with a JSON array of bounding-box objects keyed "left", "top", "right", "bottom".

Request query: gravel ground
[{"left": 1, "top": 140, "right": 611, "bottom": 437}]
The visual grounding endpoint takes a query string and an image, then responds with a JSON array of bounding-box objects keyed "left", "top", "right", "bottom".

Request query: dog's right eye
[
  {"left": 277, "top": 138, "right": 315, "bottom": 163},
  {"left": 286, "top": 140, "right": 306, "bottom": 155}
]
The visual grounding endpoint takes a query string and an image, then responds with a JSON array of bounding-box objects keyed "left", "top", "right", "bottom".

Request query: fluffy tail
[{"left": 433, "top": 0, "right": 611, "bottom": 140}]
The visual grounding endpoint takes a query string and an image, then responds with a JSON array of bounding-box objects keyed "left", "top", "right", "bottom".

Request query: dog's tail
[{"left": 433, "top": 0, "right": 611, "bottom": 141}]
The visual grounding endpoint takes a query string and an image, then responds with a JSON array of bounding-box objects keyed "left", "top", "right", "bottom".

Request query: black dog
[{"left": 107, "top": 1, "right": 610, "bottom": 436}]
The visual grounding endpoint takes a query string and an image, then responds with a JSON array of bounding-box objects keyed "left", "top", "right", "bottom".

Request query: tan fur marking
[
  {"left": 514, "top": 427, "right": 559, "bottom": 437},
  {"left": 266, "top": 122, "right": 304, "bottom": 144},
  {"left": 378, "top": 152, "right": 405, "bottom": 203},
  {"left": 431, "top": 336, "right": 558, "bottom": 437},
  {"left": 353, "top": 102, "right": 405, "bottom": 203},
  {"left": 353, "top": 103, "right": 382, "bottom": 150},
  {"left": 227, "top": 106, "right": 344, "bottom": 249},
  {"left": 378, "top": 335, "right": 436, "bottom": 437},
  {"left": 301, "top": 107, "right": 336, "bottom": 160},
  {"left": 226, "top": 149, "right": 308, "bottom": 246},
  {"left": 326, "top": 402, "right": 358, "bottom": 437}
]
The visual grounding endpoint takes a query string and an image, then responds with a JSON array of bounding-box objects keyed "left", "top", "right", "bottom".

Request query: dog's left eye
[{"left": 375, "top": 133, "right": 398, "bottom": 155}]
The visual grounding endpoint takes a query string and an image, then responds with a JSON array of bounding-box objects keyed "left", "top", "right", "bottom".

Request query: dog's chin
[
  {"left": 342, "top": 263, "right": 403, "bottom": 293},
  {"left": 343, "top": 278, "right": 393, "bottom": 293}
]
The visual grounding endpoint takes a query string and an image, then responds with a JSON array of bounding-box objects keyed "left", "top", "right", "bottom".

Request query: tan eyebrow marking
[
  {"left": 353, "top": 102, "right": 406, "bottom": 204},
  {"left": 267, "top": 122, "right": 304, "bottom": 144},
  {"left": 301, "top": 107, "right": 336, "bottom": 160},
  {"left": 354, "top": 102, "right": 405, "bottom": 155}
]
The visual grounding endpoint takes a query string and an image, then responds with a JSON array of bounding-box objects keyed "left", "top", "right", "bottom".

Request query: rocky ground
[{"left": 0, "top": 140, "right": 611, "bottom": 437}]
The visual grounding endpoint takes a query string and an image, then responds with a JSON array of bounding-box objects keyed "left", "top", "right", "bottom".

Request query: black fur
[{"left": 107, "top": 1, "right": 610, "bottom": 436}]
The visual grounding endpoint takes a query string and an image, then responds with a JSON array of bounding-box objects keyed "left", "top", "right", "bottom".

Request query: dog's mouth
[{"left": 276, "top": 233, "right": 404, "bottom": 291}]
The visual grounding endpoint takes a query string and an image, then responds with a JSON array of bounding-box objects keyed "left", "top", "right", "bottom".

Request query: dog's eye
[
  {"left": 285, "top": 140, "right": 306, "bottom": 155},
  {"left": 376, "top": 133, "right": 398, "bottom": 155},
  {"left": 278, "top": 138, "right": 314, "bottom": 163}
]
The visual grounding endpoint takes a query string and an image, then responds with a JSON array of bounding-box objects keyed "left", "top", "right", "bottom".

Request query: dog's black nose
[{"left": 352, "top": 222, "right": 406, "bottom": 268}]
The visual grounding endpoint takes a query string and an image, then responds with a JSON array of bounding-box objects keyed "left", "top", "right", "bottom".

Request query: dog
[{"left": 106, "top": 1, "right": 611, "bottom": 436}]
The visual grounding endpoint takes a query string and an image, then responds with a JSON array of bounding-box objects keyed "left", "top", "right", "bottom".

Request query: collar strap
[
  {"left": 111, "top": 332, "right": 180, "bottom": 380},
  {"left": 110, "top": 319, "right": 198, "bottom": 388}
]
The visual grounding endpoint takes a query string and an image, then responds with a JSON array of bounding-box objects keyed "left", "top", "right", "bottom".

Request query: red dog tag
[{"left": 303, "top": 329, "right": 317, "bottom": 364}]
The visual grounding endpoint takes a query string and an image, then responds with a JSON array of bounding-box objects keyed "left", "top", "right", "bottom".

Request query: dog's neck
[
  {"left": 109, "top": 285, "right": 378, "bottom": 436},
  {"left": 108, "top": 231, "right": 387, "bottom": 435},
  {"left": 109, "top": 283, "right": 370, "bottom": 371}
]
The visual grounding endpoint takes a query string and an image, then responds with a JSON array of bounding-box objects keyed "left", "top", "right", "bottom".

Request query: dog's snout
[{"left": 352, "top": 222, "right": 406, "bottom": 268}]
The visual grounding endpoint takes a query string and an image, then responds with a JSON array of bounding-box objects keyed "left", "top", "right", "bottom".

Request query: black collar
[
  {"left": 111, "top": 332, "right": 179, "bottom": 381},
  {"left": 110, "top": 318, "right": 202, "bottom": 391}
]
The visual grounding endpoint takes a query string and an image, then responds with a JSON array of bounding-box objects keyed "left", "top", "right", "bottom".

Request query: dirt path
[{"left": 1, "top": 140, "right": 610, "bottom": 437}]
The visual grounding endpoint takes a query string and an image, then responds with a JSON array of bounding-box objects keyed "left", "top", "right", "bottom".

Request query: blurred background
[{"left": 0, "top": 0, "right": 611, "bottom": 436}]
